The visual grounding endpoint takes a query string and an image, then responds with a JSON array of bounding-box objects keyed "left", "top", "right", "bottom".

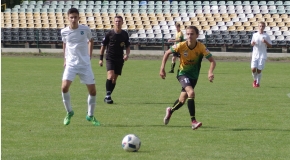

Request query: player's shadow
[{"left": 100, "top": 124, "right": 290, "bottom": 132}]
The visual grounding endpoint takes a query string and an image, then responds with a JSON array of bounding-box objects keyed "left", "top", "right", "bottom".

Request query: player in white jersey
[
  {"left": 250, "top": 22, "right": 272, "bottom": 88},
  {"left": 61, "top": 8, "right": 100, "bottom": 126}
]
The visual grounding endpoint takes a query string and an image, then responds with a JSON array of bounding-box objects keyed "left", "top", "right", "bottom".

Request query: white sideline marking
[{"left": 287, "top": 93, "right": 290, "bottom": 98}]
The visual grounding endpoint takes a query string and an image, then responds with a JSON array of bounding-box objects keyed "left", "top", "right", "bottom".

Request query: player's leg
[
  {"left": 104, "top": 60, "right": 115, "bottom": 104},
  {"left": 61, "top": 66, "right": 76, "bottom": 125},
  {"left": 169, "top": 54, "right": 177, "bottom": 73},
  {"left": 184, "top": 79, "right": 202, "bottom": 130},
  {"left": 111, "top": 60, "right": 123, "bottom": 94},
  {"left": 251, "top": 59, "right": 258, "bottom": 87},
  {"left": 79, "top": 66, "right": 100, "bottom": 126},
  {"left": 256, "top": 59, "right": 265, "bottom": 87},
  {"left": 164, "top": 91, "right": 187, "bottom": 125},
  {"left": 86, "top": 84, "right": 100, "bottom": 126}
]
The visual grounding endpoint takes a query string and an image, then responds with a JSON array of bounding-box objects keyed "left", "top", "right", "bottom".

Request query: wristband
[{"left": 100, "top": 55, "right": 103, "bottom": 60}]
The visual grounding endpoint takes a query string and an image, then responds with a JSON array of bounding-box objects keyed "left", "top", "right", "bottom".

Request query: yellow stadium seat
[
  {"left": 236, "top": 26, "right": 244, "bottom": 31},
  {"left": 202, "top": 25, "right": 211, "bottom": 31},
  {"left": 254, "top": 14, "right": 263, "bottom": 18},
  {"left": 208, "top": 21, "right": 216, "bottom": 26},
  {"left": 280, "top": 14, "right": 288, "bottom": 19},
  {"left": 263, "top": 14, "right": 271, "bottom": 18},
  {"left": 268, "top": 22, "right": 277, "bottom": 27},
  {"left": 271, "top": 14, "right": 279, "bottom": 19},
  {"left": 243, "top": 21, "right": 251, "bottom": 26},
  {"left": 266, "top": 18, "right": 274, "bottom": 22},
  {"left": 207, "top": 17, "right": 214, "bottom": 22},
  {"left": 213, "top": 13, "right": 221, "bottom": 18},
  {"left": 136, "top": 24, "right": 144, "bottom": 30},
  {"left": 234, "top": 21, "right": 242, "bottom": 26},
  {"left": 204, "top": 13, "right": 212, "bottom": 18},
  {"left": 251, "top": 21, "right": 259, "bottom": 27},
  {"left": 245, "top": 26, "right": 253, "bottom": 31},
  {"left": 248, "top": 17, "right": 256, "bottom": 22},
  {"left": 277, "top": 22, "right": 285, "bottom": 27},
  {"left": 223, "top": 17, "right": 231, "bottom": 22},
  {"left": 274, "top": 18, "right": 282, "bottom": 22}
]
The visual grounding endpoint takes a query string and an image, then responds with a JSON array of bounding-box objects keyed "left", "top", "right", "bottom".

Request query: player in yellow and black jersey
[{"left": 159, "top": 26, "right": 216, "bottom": 130}]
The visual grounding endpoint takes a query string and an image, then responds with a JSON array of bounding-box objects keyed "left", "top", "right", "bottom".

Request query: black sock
[
  {"left": 111, "top": 83, "right": 116, "bottom": 93},
  {"left": 171, "top": 63, "right": 175, "bottom": 71},
  {"left": 187, "top": 98, "right": 196, "bottom": 121},
  {"left": 171, "top": 99, "right": 184, "bottom": 113},
  {"left": 106, "top": 79, "right": 113, "bottom": 96}
]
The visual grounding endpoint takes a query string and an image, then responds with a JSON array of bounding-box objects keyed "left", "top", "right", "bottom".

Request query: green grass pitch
[{"left": 1, "top": 56, "right": 290, "bottom": 160}]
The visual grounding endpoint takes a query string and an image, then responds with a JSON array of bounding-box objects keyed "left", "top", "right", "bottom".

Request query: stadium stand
[{"left": 1, "top": 0, "right": 290, "bottom": 52}]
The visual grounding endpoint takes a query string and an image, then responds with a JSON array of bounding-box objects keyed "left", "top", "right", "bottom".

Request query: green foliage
[{"left": 2, "top": 57, "right": 290, "bottom": 160}]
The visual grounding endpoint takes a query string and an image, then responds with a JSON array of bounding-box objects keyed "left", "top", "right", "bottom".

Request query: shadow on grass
[{"left": 97, "top": 124, "right": 290, "bottom": 132}]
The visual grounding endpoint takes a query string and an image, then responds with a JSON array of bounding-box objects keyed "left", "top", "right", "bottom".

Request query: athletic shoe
[
  {"left": 191, "top": 120, "right": 202, "bottom": 130},
  {"left": 255, "top": 83, "right": 260, "bottom": 88},
  {"left": 64, "top": 110, "right": 74, "bottom": 125},
  {"left": 168, "top": 70, "right": 174, "bottom": 73},
  {"left": 86, "top": 115, "right": 101, "bottom": 126},
  {"left": 104, "top": 96, "right": 113, "bottom": 104},
  {"left": 164, "top": 107, "right": 172, "bottom": 125},
  {"left": 252, "top": 80, "right": 257, "bottom": 87}
]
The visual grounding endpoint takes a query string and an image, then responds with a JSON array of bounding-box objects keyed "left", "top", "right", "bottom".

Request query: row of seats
[
  {"left": 19, "top": 0, "right": 290, "bottom": 6},
  {"left": 10, "top": 4, "right": 290, "bottom": 10},
  {"left": 2, "top": 28, "right": 290, "bottom": 46}
]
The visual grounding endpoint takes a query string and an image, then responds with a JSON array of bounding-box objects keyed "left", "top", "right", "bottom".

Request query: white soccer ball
[{"left": 121, "top": 134, "right": 141, "bottom": 152}]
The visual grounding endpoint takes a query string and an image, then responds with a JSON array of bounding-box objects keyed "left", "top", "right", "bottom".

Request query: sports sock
[
  {"left": 257, "top": 73, "right": 262, "bottom": 84},
  {"left": 171, "top": 63, "right": 175, "bottom": 71},
  {"left": 87, "top": 95, "right": 96, "bottom": 116},
  {"left": 171, "top": 99, "right": 184, "bottom": 113},
  {"left": 111, "top": 83, "right": 116, "bottom": 93},
  {"left": 62, "top": 92, "right": 72, "bottom": 113},
  {"left": 106, "top": 79, "right": 113, "bottom": 96},
  {"left": 187, "top": 98, "right": 196, "bottom": 121},
  {"left": 252, "top": 72, "right": 257, "bottom": 80}
]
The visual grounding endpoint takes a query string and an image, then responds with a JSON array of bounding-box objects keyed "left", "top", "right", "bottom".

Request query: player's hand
[
  {"left": 123, "top": 54, "right": 129, "bottom": 61},
  {"left": 99, "top": 60, "right": 103, "bottom": 67},
  {"left": 63, "top": 62, "right": 66, "bottom": 68},
  {"left": 208, "top": 73, "right": 214, "bottom": 83},
  {"left": 168, "top": 39, "right": 172, "bottom": 42},
  {"left": 160, "top": 69, "right": 166, "bottom": 79},
  {"left": 252, "top": 41, "right": 256, "bottom": 46},
  {"left": 262, "top": 38, "right": 266, "bottom": 43}
]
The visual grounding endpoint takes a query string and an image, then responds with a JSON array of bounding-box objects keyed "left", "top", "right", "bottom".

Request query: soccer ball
[{"left": 121, "top": 134, "right": 141, "bottom": 152}]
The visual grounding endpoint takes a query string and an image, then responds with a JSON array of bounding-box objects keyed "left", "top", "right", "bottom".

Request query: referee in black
[{"left": 99, "top": 16, "right": 131, "bottom": 104}]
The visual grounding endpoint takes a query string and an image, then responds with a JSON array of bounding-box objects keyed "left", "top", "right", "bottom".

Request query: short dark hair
[
  {"left": 114, "top": 15, "right": 123, "bottom": 22},
  {"left": 175, "top": 23, "right": 181, "bottom": 27},
  {"left": 67, "top": 8, "right": 79, "bottom": 15},
  {"left": 186, "top": 26, "right": 199, "bottom": 35}
]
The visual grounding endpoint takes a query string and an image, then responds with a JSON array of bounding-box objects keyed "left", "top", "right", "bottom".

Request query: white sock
[
  {"left": 257, "top": 73, "right": 262, "bottom": 84},
  {"left": 62, "top": 92, "right": 72, "bottom": 113},
  {"left": 252, "top": 72, "right": 257, "bottom": 80},
  {"left": 88, "top": 95, "right": 96, "bottom": 116}
]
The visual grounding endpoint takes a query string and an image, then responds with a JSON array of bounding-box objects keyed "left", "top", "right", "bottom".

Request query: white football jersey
[
  {"left": 61, "top": 25, "right": 92, "bottom": 66},
  {"left": 251, "top": 32, "right": 272, "bottom": 60}
]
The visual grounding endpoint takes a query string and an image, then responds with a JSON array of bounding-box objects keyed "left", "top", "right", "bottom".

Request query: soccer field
[{"left": 1, "top": 56, "right": 290, "bottom": 160}]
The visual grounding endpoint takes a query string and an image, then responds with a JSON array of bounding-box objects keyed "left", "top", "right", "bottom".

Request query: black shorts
[
  {"left": 106, "top": 60, "right": 124, "bottom": 75},
  {"left": 172, "top": 52, "right": 180, "bottom": 57},
  {"left": 177, "top": 75, "right": 198, "bottom": 92}
]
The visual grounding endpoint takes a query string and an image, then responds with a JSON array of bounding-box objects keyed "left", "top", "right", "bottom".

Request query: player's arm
[
  {"left": 250, "top": 34, "right": 256, "bottom": 46},
  {"left": 99, "top": 45, "right": 106, "bottom": 67},
  {"left": 99, "top": 34, "right": 109, "bottom": 67},
  {"left": 123, "top": 46, "right": 130, "bottom": 61},
  {"left": 160, "top": 49, "right": 173, "bottom": 79},
  {"left": 88, "top": 38, "right": 93, "bottom": 59},
  {"left": 123, "top": 33, "right": 131, "bottom": 61},
  {"left": 207, "top": 56, "right": 216, "bottom": 83},
  {"left": 63, "top": 42, "right": 66, "bottom": 67}
]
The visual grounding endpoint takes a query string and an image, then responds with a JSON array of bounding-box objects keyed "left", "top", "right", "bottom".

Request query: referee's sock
[
  {"left": 106, "top": 79, "right": 113, "bottom": 96},
  {"left": 187, "top": 98, "right": 196, "bottom": 121}
]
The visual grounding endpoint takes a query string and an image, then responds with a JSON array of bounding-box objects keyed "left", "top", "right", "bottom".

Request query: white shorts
[
  {"left": 251, "top": 58, "right": 266, "bottom": 70},
  {"left": 62, "top": 65, "right": 95, "bottom": 84}
]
